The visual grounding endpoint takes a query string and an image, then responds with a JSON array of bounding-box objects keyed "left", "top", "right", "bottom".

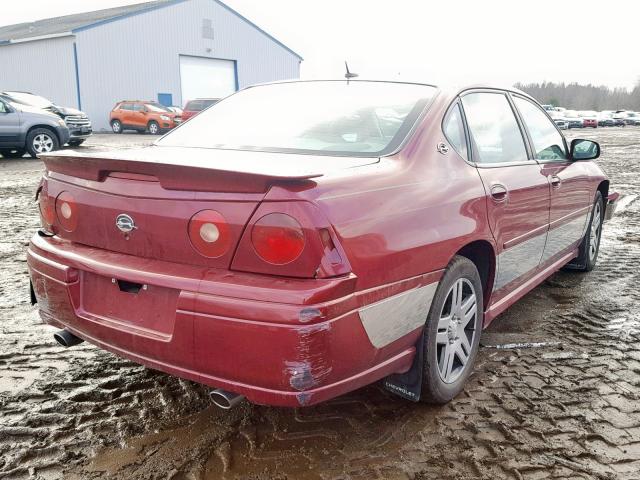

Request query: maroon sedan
[
  {"left": 28, "top": 81, "right": 617, "bottom": 408},
  {"left": 181, "top": 98, "right": 219, "bottom": 121}
]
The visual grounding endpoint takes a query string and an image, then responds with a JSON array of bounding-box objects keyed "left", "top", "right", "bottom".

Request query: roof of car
[{"left": 243, "top": 80, "right": 536, "bottom": 104}]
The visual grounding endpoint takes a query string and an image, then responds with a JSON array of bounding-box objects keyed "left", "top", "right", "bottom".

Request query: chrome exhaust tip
[
  {"left": 209, "top": 388, "right": 245, "bottom": 410},
  {"left": 53, "top": 329, "right": 84, "bottom": 347}
]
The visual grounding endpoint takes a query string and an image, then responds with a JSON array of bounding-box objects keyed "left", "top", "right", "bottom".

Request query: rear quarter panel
[{"left": 269, "top": 94, "right": 495, "bottom": 293}]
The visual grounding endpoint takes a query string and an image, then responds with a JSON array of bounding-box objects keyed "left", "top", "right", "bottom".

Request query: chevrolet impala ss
[{"left": 27, "top": 81, "right": 617, "bottom": 408}]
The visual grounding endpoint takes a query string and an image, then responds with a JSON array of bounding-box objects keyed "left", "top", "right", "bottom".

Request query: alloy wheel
[
  {"left": 436, "top": 278, "right": 478, "bottom": 384},
  {"left": 149, "top": 123, "right": 159, "bottom": 134},
  {"left": 33, "top": 134, "right": 54, "bottom": 153},
  {"left": 589, "top": 202, "right": 602, "bottom": 261}
]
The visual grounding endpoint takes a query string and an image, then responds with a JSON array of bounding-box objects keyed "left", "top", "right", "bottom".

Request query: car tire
[
  {"left": 0, "top": 148, "right": 26, "bottom": 158},
  {"left": 111, "top": 120, "right": 122, "bottom": 134},
  {"left": 26, "top": 128, "right": 59, "bottom": 158},
  {"left": 568, "top": 191, "right": 604, "bottom": 272},
  {"left": 147, "top": 121, "right": 160, "bottom": 135},
  {"left": 420, "top": 255, "right": 483, "bottom": 404},
  {"left": 68, "top": 140, "right": 85, "bottom": 147}
]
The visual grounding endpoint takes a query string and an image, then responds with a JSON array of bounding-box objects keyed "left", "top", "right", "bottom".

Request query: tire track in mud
[{"left": 1, "top": 131, "right": 640, "bottom": 480}]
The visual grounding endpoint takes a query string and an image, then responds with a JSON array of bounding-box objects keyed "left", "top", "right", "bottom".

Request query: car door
[
  {"left": 512, "top": 95, "right": 591, "bottom": 265},
  {"left": 131, "top": 104, "right": 146, "bottom": 128},
  {"left": 0, "top": 100, "right": 20, "bottom": 146},
  {"left": 118, "top": 103, "right": 132, "bottom": 126},
  {"left": 460, "top": 91, "right": 550, "bottom": 297}
]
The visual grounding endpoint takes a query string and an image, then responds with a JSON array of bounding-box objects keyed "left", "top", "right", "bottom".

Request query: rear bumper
[{"left": 27, "top": 234, "right": 429, "bottom": 407}]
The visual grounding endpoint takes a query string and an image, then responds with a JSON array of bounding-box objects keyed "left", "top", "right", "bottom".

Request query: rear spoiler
[{"left": 40, "top": 147, "right": 324, "bottom": 193}]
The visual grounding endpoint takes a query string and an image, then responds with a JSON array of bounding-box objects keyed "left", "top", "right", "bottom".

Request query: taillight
[
  {"left": 38, "top": 183, "right": 55, "bottom": 230},
  {"left": 188, "top": 210, "right": 231, "bottom": 258},
  {"left": 251, "top": 213, "right": 305, "bottom": 265},
  {"left": 231, "top": 202, "right": 351, "bottom": 278},
  {"left": 55, "top": 191, "right": 78, "bottom": 232}
]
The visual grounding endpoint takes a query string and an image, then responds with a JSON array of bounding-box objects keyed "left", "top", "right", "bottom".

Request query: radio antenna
[{"left": 344, "top": 61, "right": 358, "bottom": 82}]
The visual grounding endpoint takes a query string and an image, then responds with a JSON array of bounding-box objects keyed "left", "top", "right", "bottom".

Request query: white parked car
[
  {"left": 563, "top": 110, "right": 584, "bottom": 129},
  {"left": 549, "top": 111, "right": 568, "bottom": 129}
]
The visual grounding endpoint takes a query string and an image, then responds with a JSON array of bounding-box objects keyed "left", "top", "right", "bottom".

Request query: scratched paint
[{"left": 284, "top": 321, "right": 332, "bottom": 404}]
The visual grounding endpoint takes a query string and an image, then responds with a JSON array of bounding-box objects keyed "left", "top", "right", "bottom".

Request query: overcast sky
[{"left": 2, "top": 0, "right": 639, "bottom": 89}]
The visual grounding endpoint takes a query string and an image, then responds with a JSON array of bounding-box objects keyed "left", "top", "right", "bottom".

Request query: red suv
[
  {"left": 28, "top": 81, "right": 617, "bottom": 408},
  {"left": 109, "top": 101, "right": 181, "bottom": 134},
  {"left": 181, "top": 98, "right": 219, "bottom": 121}
]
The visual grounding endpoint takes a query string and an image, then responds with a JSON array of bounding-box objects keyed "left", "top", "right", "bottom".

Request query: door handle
[
  {"left": 549, "top": 175, "right": 562, "bottom": 188},
  {"left": 490, "top": 184, "right": 508, "bottom": 203}
]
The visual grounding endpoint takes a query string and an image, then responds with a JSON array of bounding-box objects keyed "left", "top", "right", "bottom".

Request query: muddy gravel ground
[{"left": 1, "top": 130, "right": 640, "bottom": 480}]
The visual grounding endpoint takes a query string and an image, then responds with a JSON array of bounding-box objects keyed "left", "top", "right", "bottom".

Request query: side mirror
[{"left": 570, "top": 139, "right": 600, "bottom": 161}]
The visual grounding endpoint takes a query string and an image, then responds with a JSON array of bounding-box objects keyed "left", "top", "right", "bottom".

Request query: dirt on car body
[{"left": 1, "top": 130, "right": 639, "bottom": 480}]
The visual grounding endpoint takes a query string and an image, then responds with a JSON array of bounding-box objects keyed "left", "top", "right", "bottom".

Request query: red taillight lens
[
  {"left": 251, "top": 213, "right": 305, "bottom": 265},
  {"left": 188, "top": 210, "right": 231, "bottom": 258},
  {"left": 38, "top": 185, "right": 55, "bottom": 229},
  {"left": 55, "top": 191, "right": 77, "bottom": 232}
]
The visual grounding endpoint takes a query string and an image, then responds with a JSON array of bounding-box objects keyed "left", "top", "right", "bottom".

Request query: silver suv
[
  {"left": 0, "top": 98, "right": 70, "bottom": 158},
  {"left": 1, "top": 91, "right": 92, "bottom": 146}
]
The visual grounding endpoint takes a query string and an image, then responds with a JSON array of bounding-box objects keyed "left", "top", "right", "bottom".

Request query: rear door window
[
  {"left": 513, "top": 96, "right": 567, "bottom": 161},
  {"left": 443, "top": 103, "right": 468, "bottom": 161},
  {"left": 461, "top": 92, "right": 528, "bottom": 164}
]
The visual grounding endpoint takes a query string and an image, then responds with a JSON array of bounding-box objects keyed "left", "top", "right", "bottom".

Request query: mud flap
[
  {"left": 30, "top": 281, "right": 37, "bottom": 305},
  {"left": 382, "top": 331, "right": 424, "bottom": 401}
]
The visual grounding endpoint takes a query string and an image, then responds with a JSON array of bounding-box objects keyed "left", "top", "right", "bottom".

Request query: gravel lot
[{"left": 1, "top": 130, "right": 639, "bottom": 480}]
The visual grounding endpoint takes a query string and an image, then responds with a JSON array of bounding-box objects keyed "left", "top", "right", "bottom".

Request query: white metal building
[{"left": 0, "top": 0, "right": 302, "bottom": 131}]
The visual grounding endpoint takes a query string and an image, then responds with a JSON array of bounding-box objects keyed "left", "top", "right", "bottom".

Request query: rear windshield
[
  {"left": 186, "top": 99, "right": 218, "bottom": 111},
  {"left": 158, "top": 81, "right": 437, "bottom": 156},
  {"left": 201, "top": 99, "right": 219, "bottom": 108}
]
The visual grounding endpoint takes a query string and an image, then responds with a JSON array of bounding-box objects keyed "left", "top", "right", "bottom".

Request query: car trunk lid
[{"left": 39, "top": 146, "right": 377, "bottom": 270}]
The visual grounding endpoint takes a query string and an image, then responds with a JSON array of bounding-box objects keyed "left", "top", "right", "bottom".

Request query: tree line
[{"left": 514, "top": 80, "right": 640, "bottom": 111}]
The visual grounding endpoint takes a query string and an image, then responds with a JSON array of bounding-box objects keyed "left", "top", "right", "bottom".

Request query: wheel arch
[
  {"left": 596, "top": 180, "right": 609, "bottom": 201},
  {"left": 26, "top": 124, "right": 61, "bottom": 144},
  {"left": 454, "top": 239, "right": 496, "bottom": 310}
]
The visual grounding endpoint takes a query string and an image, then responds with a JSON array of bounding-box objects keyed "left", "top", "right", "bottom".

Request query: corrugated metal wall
[
  {"left": 0, "top": 36, "right": 78, "bottom": 108},
  {"left": 76, "top": 0, "right": 301, "bottom": 131}
]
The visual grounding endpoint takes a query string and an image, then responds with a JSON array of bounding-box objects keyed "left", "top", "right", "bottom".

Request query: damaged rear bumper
[{"left": 26, "top": 234, "right": 426, "bottom": 407}]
